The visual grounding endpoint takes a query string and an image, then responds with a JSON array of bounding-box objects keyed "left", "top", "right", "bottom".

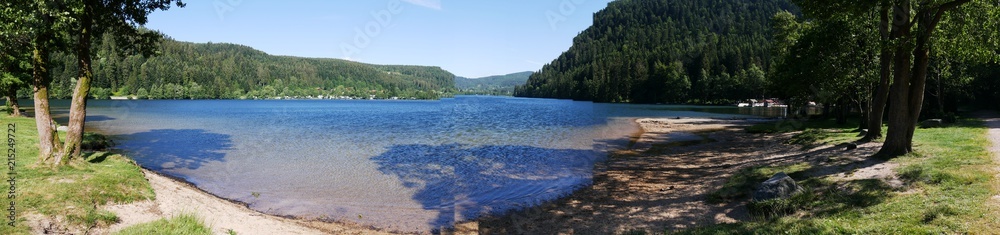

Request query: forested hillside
[
  {"left": 455, "top": 71, "right": 532, "bottom": 96},
  {"left": 39, "top": 34, "right": 455, "bottom": 100},
  {"left": 514, "top": 0, "right": 797, "bottom": 104}
]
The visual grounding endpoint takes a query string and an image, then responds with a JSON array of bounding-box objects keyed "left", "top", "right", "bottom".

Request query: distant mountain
[
  {"left": 42, "top": 33, "right": 455, "bottom": 100},
  {"left": 515, "top": 0, "right": 797, "bottom": 104},
  {"left": 454, "top": 71, "right": 532, "bottom": 96}
]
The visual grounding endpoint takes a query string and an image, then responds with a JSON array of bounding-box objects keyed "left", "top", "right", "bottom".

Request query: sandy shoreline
[
  {"left": 470, "top": 118, "right": 886, "bottom": 234},
  {"left": 101, "top": 117, "right": 876, "bottom": 235},
  {"left": 97, "top": 118, "right": 764, "bottom": 234},
  {"left": 104, "top": 168, "right": 391, "bottom": 235}
]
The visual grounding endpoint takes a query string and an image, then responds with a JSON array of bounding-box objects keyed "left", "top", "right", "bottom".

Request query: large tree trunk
[
  {"left": 31, "top": 22, "right": 61, "bottom": 163},
  {"left": 60, "top": 6, "right": 94, "bottom": 164},
  {"left": 878, "top": 1, "right": 913, "bottom": 157},
  {"left": 863, "top": 6, "right": 893, "bottom": 142},
  {"left": 876, "top": 1, "right": 967, "bottom": 158}
]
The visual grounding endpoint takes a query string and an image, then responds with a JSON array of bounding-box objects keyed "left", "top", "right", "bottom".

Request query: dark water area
[{"left": 27, "top": 96, "right": 784, "bottom": 232}]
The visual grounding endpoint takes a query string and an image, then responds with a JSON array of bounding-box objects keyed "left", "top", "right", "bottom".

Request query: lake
[{"left": 37, "top": 96, "right": 781, "bottom": 232}]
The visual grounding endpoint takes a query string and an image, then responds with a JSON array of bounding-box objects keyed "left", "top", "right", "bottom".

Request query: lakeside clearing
[{"left": 6, "top": 112, "right": 999, "bottom": 234}]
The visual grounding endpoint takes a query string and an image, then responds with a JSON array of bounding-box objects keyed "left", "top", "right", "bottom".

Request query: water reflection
[
  {"left": 115, "top": 129, "right": 233, "bottom": 171},
  {"left": 371, "top": 144, "right": 599, "bottom": 230}
]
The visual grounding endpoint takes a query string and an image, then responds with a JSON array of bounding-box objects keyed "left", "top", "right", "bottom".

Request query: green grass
[
  {"left": 679, "top": 118, "right": 1000, "bottom": 234},
  {"left": 706, "top": 162, "right": 812, "bottom": 203},
  {"left": 0, "top": 115, "right": 155, "bottom": 234},
  {"left": 748, "top": 117, "right": 873, "bottom": 149},
  {"left": 113, "top": 214, "right": 212, "bottom": 235},
  {"left": 746, "top": 118, "right": 860, "bottom": 134}
]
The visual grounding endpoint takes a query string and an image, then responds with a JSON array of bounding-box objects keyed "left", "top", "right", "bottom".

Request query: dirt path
[
  {"left": 104, "top": 169, "right": 391, "bottom": 235},
  {"left": 982, "top": 112, "right": 1000, "bottom": 161}
]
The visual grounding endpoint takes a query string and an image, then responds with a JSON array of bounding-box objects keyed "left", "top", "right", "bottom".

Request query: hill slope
[
  {"left": 455, "top": 71, "right": 532, "bottom": 95},
  {"left": 514, "top": 0, "right": 797, "bottom": 104},
  {"left": 44, "top": 34, "right": 455, "bottom": 100}
]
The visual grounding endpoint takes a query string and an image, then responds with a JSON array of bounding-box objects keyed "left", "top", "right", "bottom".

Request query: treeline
[
  {"left": 455, "top": 71, "right": 532, "bottom": 96},
  {"left": 515, "top": 0, "right": 797, "bottom": 104},
  {"left": 34, "top": 33, "right": 456, "bottom": 100}
]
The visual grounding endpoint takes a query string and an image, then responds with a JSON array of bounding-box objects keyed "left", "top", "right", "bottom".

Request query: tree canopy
[
  {"left": 514, "top": 0, "right": 798, "bottom": 104},
  {"left": 455, "top": 71, "right": 532, "bottom": 96},
  {"left": 39, "top": 34, "right": 456, "bottom": 100}
]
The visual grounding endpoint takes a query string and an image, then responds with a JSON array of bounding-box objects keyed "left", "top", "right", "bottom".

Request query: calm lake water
[{"left": 37, "top": 96, "right": 780, "bottom": 232}]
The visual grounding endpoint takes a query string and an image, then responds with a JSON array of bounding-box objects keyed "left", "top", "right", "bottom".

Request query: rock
[
  {"left": 836, "top": 142, "right": 858, "bottom": 151},
  {"left": 920, "top": 119, "right": 943, "bottom": 128},
  {"left": 56, "top": 126, "right": 68, "bottom": 132},
  {"left": 752, "top": 172, "right": 803, "bottom": 201},
  {"left": 857, "top": 129, "right": 868, "bottom": 137},
  {"left": 846, "top": 143, "right": 858, "bottom": 150}
]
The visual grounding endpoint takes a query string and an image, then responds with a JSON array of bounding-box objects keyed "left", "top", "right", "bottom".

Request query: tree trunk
[
  {"left": 858, "top": 97, "right": 869, "bottom": 131},
  {"left": 904, "top": 10, "right": 938, "bottom": 148},
  {"left": 61, "top": 6, "right": 94, "bottom": 163},
  {"left": 836, "top": 97, "right": 848, "bottom": 125},
  {"left": 876, "top": 1, "right": 966, "bottom": 158},
  {"left": 31, "top": 23, "right": 60, "bottom": 163},
  {"left": 863, "top": 6, "right": 892, "bottom": 142},
  {"left": 6, "top": 88, "right": 20, "bottom": 117},
  {"left": 877, "top": 2, "right": 913, "bottom": 158}
]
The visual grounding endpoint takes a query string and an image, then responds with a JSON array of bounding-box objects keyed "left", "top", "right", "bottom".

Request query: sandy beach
[
  {"left": 470, "top": 118, "right": 886, "bottom": 234},
  {"left": 94, "top": 117, "right": 897, "bottom": 235},
  {"left": 102, "top": 169, "right": 391, "bottom": 235}
]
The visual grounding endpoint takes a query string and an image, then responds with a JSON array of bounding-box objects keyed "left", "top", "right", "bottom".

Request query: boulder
[
  {"left": 56, "top": 126, "right": 68, "bottom": 132},
  {"left": 920, "top": 119, "right": 943, "bottom": 128},
  {"left": 752, "top": 172, "right": 803, "bottom": 201}
]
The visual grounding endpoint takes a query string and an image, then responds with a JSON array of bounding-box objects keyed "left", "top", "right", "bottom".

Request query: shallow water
[{"left": 37, "top": 96, "right": 781, "bottom": 232}]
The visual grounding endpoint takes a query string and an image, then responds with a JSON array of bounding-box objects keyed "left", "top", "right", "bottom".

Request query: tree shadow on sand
[
  {"left": 369, "top": 143, "right": 600, "bottom": 232},
  {"left": 114, "top": 129, "right": 233, "bottom": 171}
]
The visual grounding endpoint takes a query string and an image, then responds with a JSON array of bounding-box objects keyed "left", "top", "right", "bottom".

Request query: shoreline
[
  {"left": 105, "top": 168, "right": 392, "bottom": 235},
  {"left": 471, "top": 117, "right": 883, "bottom": 234},
  {"left": 105, "top": 117, "right": 778, "bottom": 234}
]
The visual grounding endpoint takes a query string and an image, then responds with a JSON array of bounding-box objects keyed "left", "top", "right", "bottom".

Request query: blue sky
[{"left": 144, "top": 0, "right": 614, "bottom": 78}]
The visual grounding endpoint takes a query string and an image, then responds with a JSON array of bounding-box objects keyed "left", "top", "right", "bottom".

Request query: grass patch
[
  {"left": 678, "top": 118, "right": 1000, "bottom": 234},
  {"left": 113, "top": 214, "right": 212, "bottom": 235},
  {"left": 748, "top": 117, "right": 866, "bottom": 149},
  {"left": 746, "top": 118, "right": 860, "bottom": 134},
  {"left": 0, "top": 115, "right": 154, "bottom": 234}
]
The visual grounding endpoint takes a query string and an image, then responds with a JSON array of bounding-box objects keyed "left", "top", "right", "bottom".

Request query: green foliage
[
  {"left": 113, "top": 214, "right": 212, "bottom": 235},
  {"left": 769, "top": 12, "right": 878, "bottom": 108},
  {"left": 515, "top": 0, "right": 799, "bottom": 104},
  {"left": 44, "top": 34, "right": 456, "bottom": 100},
  {"left": 455, "top": 71, "right": 531, "bottom": 96}
]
